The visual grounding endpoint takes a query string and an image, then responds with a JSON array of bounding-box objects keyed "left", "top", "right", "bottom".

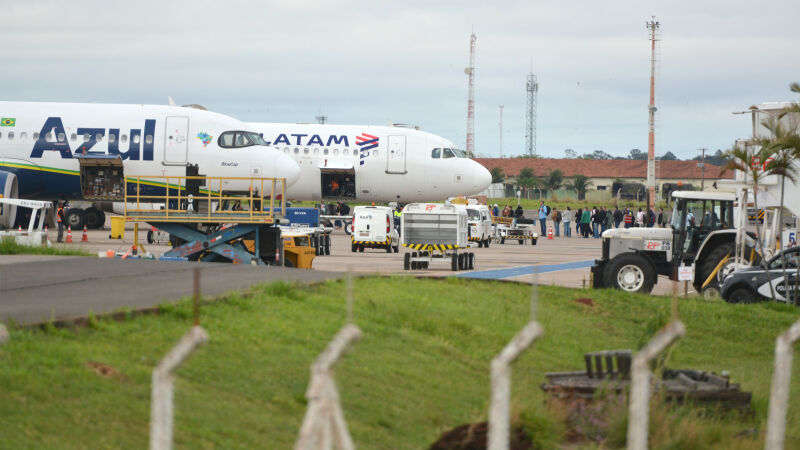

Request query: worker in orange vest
[{"left": 56, "top": 202, "right": 66, "bottom": 242}]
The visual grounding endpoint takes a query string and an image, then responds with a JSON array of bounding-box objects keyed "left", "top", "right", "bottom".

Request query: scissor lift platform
[{"left": 124, "top": 175, "right": 287, "bottom": 265}]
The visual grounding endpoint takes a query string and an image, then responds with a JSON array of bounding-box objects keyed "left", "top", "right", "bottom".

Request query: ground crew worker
[
  {"left": 56, "top": 202, "right": 66, "bottom": 242},
  {"left": 330, "top": 178, "right": 340, "bottom": 196}
]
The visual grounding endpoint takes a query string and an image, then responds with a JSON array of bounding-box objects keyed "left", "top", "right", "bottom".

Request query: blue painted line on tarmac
[{"left": 456, "top": 260, "right": 594, "bottom": 280}]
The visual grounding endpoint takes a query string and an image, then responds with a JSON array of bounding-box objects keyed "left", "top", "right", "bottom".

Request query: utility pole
[
  {"left": 698, "top": 148, "right": 706, "bottom": 191},
  {"left": 465, "top": 33, "right": 477, "bottom": 158},
  {"left": 499, "top": 105, "right": 504, "bottom": 158},
  {"left": 646, "top": 17, "right": 660, "bottom": 210}
]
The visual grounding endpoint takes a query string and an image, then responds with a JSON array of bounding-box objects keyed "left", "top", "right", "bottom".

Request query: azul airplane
[
  {"left": 0, "top": 101, "right": 301, "bottom": 228},
  {"left": 247, "top": 122, "right": 492, "bottom": 202}
]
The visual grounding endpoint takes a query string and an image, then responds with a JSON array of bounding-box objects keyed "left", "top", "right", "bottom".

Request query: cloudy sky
[{"left": 2, "top": 0, "right": 798, "bottom": 159}]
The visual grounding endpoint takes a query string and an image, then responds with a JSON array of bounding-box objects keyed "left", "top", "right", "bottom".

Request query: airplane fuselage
[{"left": 248, "top": 123, "right": 491, "bottom": 202}]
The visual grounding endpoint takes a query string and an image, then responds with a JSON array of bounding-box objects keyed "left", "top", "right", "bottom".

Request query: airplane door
[
  {"left": 164, "top": 116, "right": 189, "bottom": 164},
  {"left": 386, "top": 135, "right": 406, "bottom": 174}
]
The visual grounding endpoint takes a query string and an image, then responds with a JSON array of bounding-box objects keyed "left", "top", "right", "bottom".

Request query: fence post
[
  {"left": 488, "top": 321, "right": 544, "bottom": 450},
  {"left": 149, "top": 326, "right": 209, "bottom": 450},
  {"left": 627, "top": 320, "right": 686, "bottom": 450},
  {"left": 295, "top": 323, "right": 362, "bottom": 450},
  {"left": 765, "top": 317, "right": 800, "bottom": 450},
  {"left": 0, "top": 323, "right": 8, "bottom": 346}
]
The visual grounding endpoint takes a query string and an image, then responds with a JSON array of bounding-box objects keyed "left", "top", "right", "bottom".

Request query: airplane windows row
[
  {"left": 283, "top": 147, "right": 372, "bottom": 159},
  {"left": 0, "top": 131, "right": 154, "bottom": 146}
]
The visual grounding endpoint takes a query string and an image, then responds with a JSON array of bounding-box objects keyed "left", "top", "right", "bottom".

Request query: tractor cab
[{"left": 670, "top": 191, "right": 735, "bottom": 266}]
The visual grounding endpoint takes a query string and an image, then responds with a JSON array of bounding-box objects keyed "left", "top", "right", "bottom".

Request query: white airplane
[
  {"left": 246, "top": 122, "right": 492, "bottom": 202},
  {"left": 0, "top": 101, "right": 301, "bottom": 228}
]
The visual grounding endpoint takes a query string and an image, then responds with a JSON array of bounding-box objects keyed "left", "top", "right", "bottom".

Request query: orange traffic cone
[
  {"left": 106, "top": 249, "right": 115, "bottom": 258},
  {"left": 66, "top": 226, "right": 73, "bottom": 243},
  {"left": 81, "top": 225, "right": 89, "bottom": 242},
  {"left": 547, "top": 226, "right": 554, "bottom": 240}
]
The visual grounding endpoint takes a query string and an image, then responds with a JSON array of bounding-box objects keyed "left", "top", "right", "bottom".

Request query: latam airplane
[
  {"left": 247, "top": 122, "right": 492, "bottom": 202},
  {"left": 0, "top": 101, "right": 301, "bottom": 228}
]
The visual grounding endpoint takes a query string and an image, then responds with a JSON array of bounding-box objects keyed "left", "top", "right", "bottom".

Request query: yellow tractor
[{"left": 281, "top": 229, "right": 317, "bottom": 269}]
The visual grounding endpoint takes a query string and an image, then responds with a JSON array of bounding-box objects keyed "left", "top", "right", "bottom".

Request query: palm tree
[
  {"left": 516, "top": 168, "right": 537, "bottom": 199},
  {"left": 490, "top": 167, "right": 505, "bottom": 184},
  {"left": 722, "top": 129, "right": 790, "bottom": 302},
  {"left": 565, "top": 174, "right": 592, "bottom": 200},
  {"left": 759, "top": 117, "right": 799, "bottom": 302},
  {"left": 542, "top": 169, "right": 564, "bottom": 201}
]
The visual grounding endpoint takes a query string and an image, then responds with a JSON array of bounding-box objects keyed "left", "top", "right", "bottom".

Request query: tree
[
  {"left": 582, "top": 150, "right": 613, "bottom": 160},
  {"left": 490, "top": 167, "right": 505, "bottom": 184},
  {"left": 516, "top": 167, "right": 537, "bottom": 198},
  {"left": 629, "top": 148, "right": 647, "bottom": 160},
  {"left": 565, "top": 174, "right": 593, "bottom": 200},
  {"left": 657, "top": 151, "right": 679, "bottom": 160},
  {"left": 541, "top": 169, "right": 564, "bottom": 200},
  {"left": 564, "top": 148, "right": 577, "bottom": 159}
]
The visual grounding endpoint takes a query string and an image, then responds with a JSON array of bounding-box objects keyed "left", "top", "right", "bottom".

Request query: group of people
[{"left": 490, "top": 202, "right": 672, "bottom": 239}]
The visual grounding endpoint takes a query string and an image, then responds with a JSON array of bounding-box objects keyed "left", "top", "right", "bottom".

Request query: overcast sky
[{"left": 2, "top": 0, "right": 798, "bottom": 159}]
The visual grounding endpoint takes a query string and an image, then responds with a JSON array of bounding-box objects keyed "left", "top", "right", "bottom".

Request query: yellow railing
[{"left": 123, "top": 176, "right": 287, "bottom": 224}]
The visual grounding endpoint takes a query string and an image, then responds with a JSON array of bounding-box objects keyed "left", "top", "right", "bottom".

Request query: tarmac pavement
[{"left": 0, "top": 218, "right": 681, "bottom": 325}]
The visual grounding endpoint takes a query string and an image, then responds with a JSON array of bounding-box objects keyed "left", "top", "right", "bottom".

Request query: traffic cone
[
  {"left": 66, "top": 226, "right": 73, "bottom": 243},
  {"left": 81, "top": 225, "right": 88, "bottom": 242},
  {"left": 547, "top": 226, "right": 554, "bottom": 240},
  {"left": 106, "top": 249, "right": 115, "bottom": 258},
  {"left": 17, "top": 225, "right": 21, "bottom": 232}
]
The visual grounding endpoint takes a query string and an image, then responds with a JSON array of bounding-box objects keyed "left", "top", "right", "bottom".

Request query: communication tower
[
  {"left": 465, "top": 33, "right": 476, "bottom": 158},
  {"left": 525, "top": 72, "right": 538, "bottom": 156},
  {"left": 499, "top": 105, "right": 504, "bottom": 158},
  {"left": 646, "top": 17, "right": 660, "bottom": 209}
]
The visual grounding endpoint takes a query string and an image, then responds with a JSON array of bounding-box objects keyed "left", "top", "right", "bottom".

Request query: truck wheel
[
  {"left": 532, "top": 238, "right": 537, "bottom": 246},
  {"left": 468, "top": 253, "right": 475, "bottom": 270},
  {"left": 458, "top": 253, "right": 466, "bottom": 270},
  {"left": 147, "top": 230, "right": 154, "bottom": 244},
  {"left": 358, "top": 246, "right": 364, "bottom": 252},
  {"left": 518, "top": 239, "right": 524, "bottom": 245},
  {"left": 603, "top": 253, "right": 656, "bottom": 294},
  {"left": 500, "top": 237, "right": 505, "bottom": 244},
  {"left": 411, "top": 260, "right": 418, "bottom": 270},
  {"left": 700, "top": 243, "right": 735, "bottom": 290},
  {"left": 324, "top": 235, "right": 331, "bottom": 255},
  {"left": 726, "top": 287, "right": 761, "bottom": 304},
  {"left": 403, "top": 253, "right": 411, "bottom": 270},
  {"left": 344, "top": 221, "right": 352, "bottom": 235},
  {"left": 393, "top": 245, "right": 399, "bottom": 253},
  {"left": 484, "top": 238, "right": 490, "bottom": 248},
  {"left": 351, "top": 243, "right": 356, "bottom": 253},
  {"left": 386, "top": 243, "right": 392, "bottom": 253},
  {"left": 451, "top": 255, "right": 458, "bottom": 271}
]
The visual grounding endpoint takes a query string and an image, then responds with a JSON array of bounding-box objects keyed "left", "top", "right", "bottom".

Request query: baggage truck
[{"left": 401, "top": 203, "right": 475, "bottom": 271}]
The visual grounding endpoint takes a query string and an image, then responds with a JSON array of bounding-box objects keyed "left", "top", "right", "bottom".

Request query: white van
[
  {"left": 466, "top": 205, "right": 493, "bottom": 247},
  {"left": 351, "top": 206, "right": 399, "bottom": 253}
]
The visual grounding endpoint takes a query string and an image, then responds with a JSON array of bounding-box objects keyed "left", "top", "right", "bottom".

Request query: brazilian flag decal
[{"left": 1, "top": 118, "right": 15, "bottom": 127}]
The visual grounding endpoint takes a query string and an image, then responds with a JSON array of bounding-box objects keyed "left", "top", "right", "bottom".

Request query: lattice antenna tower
[
  {"left": 646, "top": 17, "right": 660, "bottom": 209},
  {"left": 465, "top": 33, "right": 476, "bottom": 158},
  {"left": 525, "top": 68, "right": 538, "bottom": 157}
]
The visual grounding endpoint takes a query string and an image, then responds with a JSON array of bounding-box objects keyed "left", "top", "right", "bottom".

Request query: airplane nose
[
  {"left": 278, "top": 152, "right": 302, "bottom": 188},
  {"left": 471, "top": 162, "right": 492, "bottom": 193}
]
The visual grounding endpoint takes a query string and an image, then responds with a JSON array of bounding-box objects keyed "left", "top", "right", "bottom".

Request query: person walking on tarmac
[
  {"left": 538, "top": 201, "right": 548, "bottom": 236},
  {"left": 56, "top": 201, "right": 66, "bottom": 242}
]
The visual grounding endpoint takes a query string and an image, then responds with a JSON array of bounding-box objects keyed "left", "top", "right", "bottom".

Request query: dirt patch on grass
[
  {"left": 574, "top": 297, "right": 595, "bottom": 307},
  {"left": 429, "top": 421, "right": 532, "bottom": 450},
  {"left": 86, "top": 361, "right": 127, "bottom": 381}
]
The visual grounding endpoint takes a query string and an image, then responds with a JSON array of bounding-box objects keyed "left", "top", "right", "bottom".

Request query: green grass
[
  {"left": 1, "top": 277, "right": 799, "bottom": 449},
  {"left": 0, "top": 237, "right": 94, "bottom": 256}
]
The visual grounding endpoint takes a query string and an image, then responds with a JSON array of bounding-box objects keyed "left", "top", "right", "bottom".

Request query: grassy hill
[{"left": 1, "top": 277, "right": 798, "bottom": 449}]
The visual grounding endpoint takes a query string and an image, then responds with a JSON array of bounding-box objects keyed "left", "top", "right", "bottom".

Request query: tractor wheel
[
  {"left": 726, "top": 287, "right": 761, "bottom": 304},
  {"left": 403, "top": 253, "right": 411, "bottom": 270},
  {"left": 603, "top": 253, "right": 656, "bottom": 294},
  {"left": 700, "top": 243, "right": 735, "bottom": 291}
]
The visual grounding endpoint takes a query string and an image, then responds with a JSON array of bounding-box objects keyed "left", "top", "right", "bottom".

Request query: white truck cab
[
  {"left": 350, "top": 205, "right": 399, "bottom": 253},
  {"left": 466, "top": 205, "right": 493, "bottom": 247}
]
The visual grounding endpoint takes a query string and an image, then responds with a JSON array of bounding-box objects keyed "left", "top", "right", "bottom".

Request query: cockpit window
[
  {"left": 443, "top": 148, "right": 456, "bottom": 159},
  {"left": 218, "top": 131, "right": 268, "bottom": 149},
  {"left": 451, "top": 148, "right": 466, "bottom": 158},
  {"left": 431, "top": 148, "right": 441, "bottom": 159}
]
